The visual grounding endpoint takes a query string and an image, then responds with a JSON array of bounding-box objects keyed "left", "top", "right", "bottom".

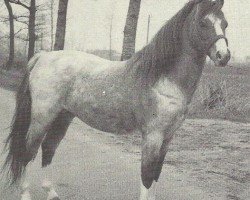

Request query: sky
[
  {"left": 65, "top": 0, "right": 250, "bottom": 60},
  {"left": 1, "top": 0, "right": 250, "bottom": 60}
]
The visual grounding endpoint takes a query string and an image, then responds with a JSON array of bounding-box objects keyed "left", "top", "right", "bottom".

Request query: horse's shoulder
[{"left": 150, "top": 78, "right": 188, "bottom": 114}]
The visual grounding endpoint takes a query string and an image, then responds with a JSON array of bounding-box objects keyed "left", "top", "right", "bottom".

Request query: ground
[{"left": 0, "top": 88, "right": 249, "bottom": 200}]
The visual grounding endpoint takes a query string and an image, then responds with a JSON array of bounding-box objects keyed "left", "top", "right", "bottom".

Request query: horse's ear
[
  {"left": 195, "top": 2, "right": 205, "bottom": 20},
  {"left": 195, "top": 0, "right": 214, "bottom": 19},
  {"left": 218, "top": 0, "right": 224, "bottom": 9},
  {"left": 193, "top": 0, "right": 224, "bottom": 21}
]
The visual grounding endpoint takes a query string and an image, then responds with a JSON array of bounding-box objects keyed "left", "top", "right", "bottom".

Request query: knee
[{"left": 143, "top": 133, "right": 164, "bottom": 151}]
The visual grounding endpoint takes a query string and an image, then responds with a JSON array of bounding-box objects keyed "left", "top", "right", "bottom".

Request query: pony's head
[{"left": 189, "top": 0, "right": 230, "bottom": 66}]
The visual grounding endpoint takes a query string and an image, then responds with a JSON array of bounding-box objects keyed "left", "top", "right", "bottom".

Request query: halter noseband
[
  {"left": 208, "top": 35, "right": 228, "bottom": 50},
  {"left": 191, "top": 33, "right": 228, "bottom": 53}
]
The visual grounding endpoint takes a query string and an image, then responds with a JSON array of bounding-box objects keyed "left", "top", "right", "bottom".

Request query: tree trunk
[
  {"left": 121, "top": 0, "right": 141, "bottom": 61},
  {"left": 4, "top": 0, "right": 14, "bottom": 69},
  {"left": 28, "top": 0, "right": 36, "bottom": 60},
  {"left": 50, "top": 0, "right": 55, "bottom": 51},
  {"left": 54, "top": 0, "right": 69, "bottom": 51},
  {"left": 109, "top": 15, "right": 113, "bottom": 61}
]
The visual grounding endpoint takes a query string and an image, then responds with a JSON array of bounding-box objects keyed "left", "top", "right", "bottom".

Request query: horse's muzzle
[
  {"left": 208, "top": 37, "right": 231, "bottom": 67},
  {"left": 215, "top": 49, "right": 231, "bottom": 67}
]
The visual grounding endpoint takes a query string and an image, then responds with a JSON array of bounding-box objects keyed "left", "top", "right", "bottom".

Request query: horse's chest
[
  {"left": 143, "top": 80, "right": 187, "bottom": 132},
  {"left": 155, "top": 78, "right": 186, "bottom": 107}
]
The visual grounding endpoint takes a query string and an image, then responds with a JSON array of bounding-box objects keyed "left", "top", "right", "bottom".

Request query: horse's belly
[{"left": 71, "top": 103, "right": 137, "bottom": 134}]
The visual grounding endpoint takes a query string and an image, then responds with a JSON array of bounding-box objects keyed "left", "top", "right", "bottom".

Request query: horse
[{"left": 3, "top": 0, "right": 230, "bottom": 199}]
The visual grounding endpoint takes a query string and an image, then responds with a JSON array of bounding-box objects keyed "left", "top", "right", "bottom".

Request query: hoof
[
  {"left": 21, "top": 192, "right": 32, "bottom": 200},
  {"left": 49, "top": 197, "right": 60, "bottom": 200}
]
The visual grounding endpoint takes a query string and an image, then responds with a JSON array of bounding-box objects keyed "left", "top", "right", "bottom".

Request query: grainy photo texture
[{"left": 0, "top": 0, "right": 249, "bottom": 200}]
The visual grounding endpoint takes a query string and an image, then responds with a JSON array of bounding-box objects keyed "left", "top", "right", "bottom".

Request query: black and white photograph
[{"left": 0, "top": 0, "right": 249, "bottom": 199}]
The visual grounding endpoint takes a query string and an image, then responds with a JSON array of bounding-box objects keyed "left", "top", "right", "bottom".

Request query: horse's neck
[
  {"left": 165, "top": 51, "right": 206, "bottom": 103},
  {"left": 161, "top": 13, "right": 207, "bottom": 103}
]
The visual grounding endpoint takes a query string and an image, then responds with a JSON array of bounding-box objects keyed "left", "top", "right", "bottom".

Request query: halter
[
  {"left": 190, "top": 32, "right": 228, "bottom": 53},
  {"left": 208, "top": 34, "right": 228, "bottom": 50},
  {"left": 188, "top": 1, "right": 228, "bottom": 53}
]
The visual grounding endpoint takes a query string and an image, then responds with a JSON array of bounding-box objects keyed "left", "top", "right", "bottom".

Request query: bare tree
[
  {"left": 50, "top": 0, "right": 55, "bottom": 51},
  {"left": 121, "top": 0, "right": 141, "bottom": 61},
  {"left": 54, "top": 0, "right": 69, "bottom": 51},
  {"left": 109, "top": 14, "right": 113, "bottom": 61},
  {"left": 146, "top": 14, "right": 151, "bottom": 44},
  {"left": 10, "top": 0, "right": 36, "bottom": 60},
  {"left": 4, "top": 0, "right": 14, "bottom": 69},
  {"left": 28, "top": 0, "right": 36, "bottom": 59},
  {"left": 37, "top": 13, "right": 46, "bottom": 50}
]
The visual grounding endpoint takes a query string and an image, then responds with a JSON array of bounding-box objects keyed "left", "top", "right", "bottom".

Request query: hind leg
[
  {"left": 21, "top": 117, "right": 58, "bottom": 200},
  {"left": 41, "top": 166, "right": 60, "bottom": 200},
  {"left": 20, "top": 166, "right": 32, "bottom": 200},
  {"left": 25, "top": 111, "right": 59, "bottom": 163},
  {"left": 41, "top": 110, "right": 74, "bottom": 200},
  {"left": 23, "top": 105, "right": 61, "bottom": 200}
]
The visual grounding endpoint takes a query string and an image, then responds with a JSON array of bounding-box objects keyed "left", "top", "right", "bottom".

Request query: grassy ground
[
  {"left": 113, "top": 119, "right": 250, "bottom": 200},
  {"left": 189, "top": 63, "right": 250, "bottom": 123},
  {"left": 0, "top": 62, "right": 249, "bottom": 123}
]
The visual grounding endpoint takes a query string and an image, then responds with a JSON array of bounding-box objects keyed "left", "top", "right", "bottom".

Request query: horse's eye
[
  {"left": 211, "top": 0, "right": 217, "bottom": 6},
  {"left": 200, "top": 20, "right": 208, "bottom": 28},
  {"left": 221, "top": 20, "right": 228, "bottom": 29},
  {"left": 224, "top": 21, "right": 228, "bottom": 28}
]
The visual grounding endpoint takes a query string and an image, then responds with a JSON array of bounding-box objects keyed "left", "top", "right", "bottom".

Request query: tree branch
[
  {"left": 15, "top": 34, "right": 28, "bottom": 41},
  {"left": 14, "top": 28, "right": 26, "bottom": 35},
  {"left": 0, "top": 17, "right": 9, "bottom": 23},
  {"left": 0, "top": 34, "right": 9, "bottom": 40},
  {"left": 9, "top": 0, "right": 30, "bottom": 10},
  {"left": 14, "top": 16, "right": 29, "bottom": 25},
  {"left": 0, "top": 28, "right": 26, "bottom": 40},
  {"left": 14, "top": 15, "right": 29, "bottom": 19}
]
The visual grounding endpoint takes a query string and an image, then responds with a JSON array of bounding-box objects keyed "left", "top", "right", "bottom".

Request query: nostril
[{"left": 216, "top": 51, "right": 222, "bottom": 60}]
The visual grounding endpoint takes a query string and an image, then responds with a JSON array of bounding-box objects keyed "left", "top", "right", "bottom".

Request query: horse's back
[
  {"left": 32, "top": 50, "right": 115, "bottom": 73},
  {"left": 29, "top": 50, "right": 121, "bottom": 91}
]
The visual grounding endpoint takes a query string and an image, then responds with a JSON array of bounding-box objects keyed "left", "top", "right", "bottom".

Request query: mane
[{"left": 126, "top": 1, "right": 198, "bottom": 86}]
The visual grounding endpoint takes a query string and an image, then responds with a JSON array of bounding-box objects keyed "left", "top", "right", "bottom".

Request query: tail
[{"left": 3, "top": 54, "right": 40, "bottom": 184}]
